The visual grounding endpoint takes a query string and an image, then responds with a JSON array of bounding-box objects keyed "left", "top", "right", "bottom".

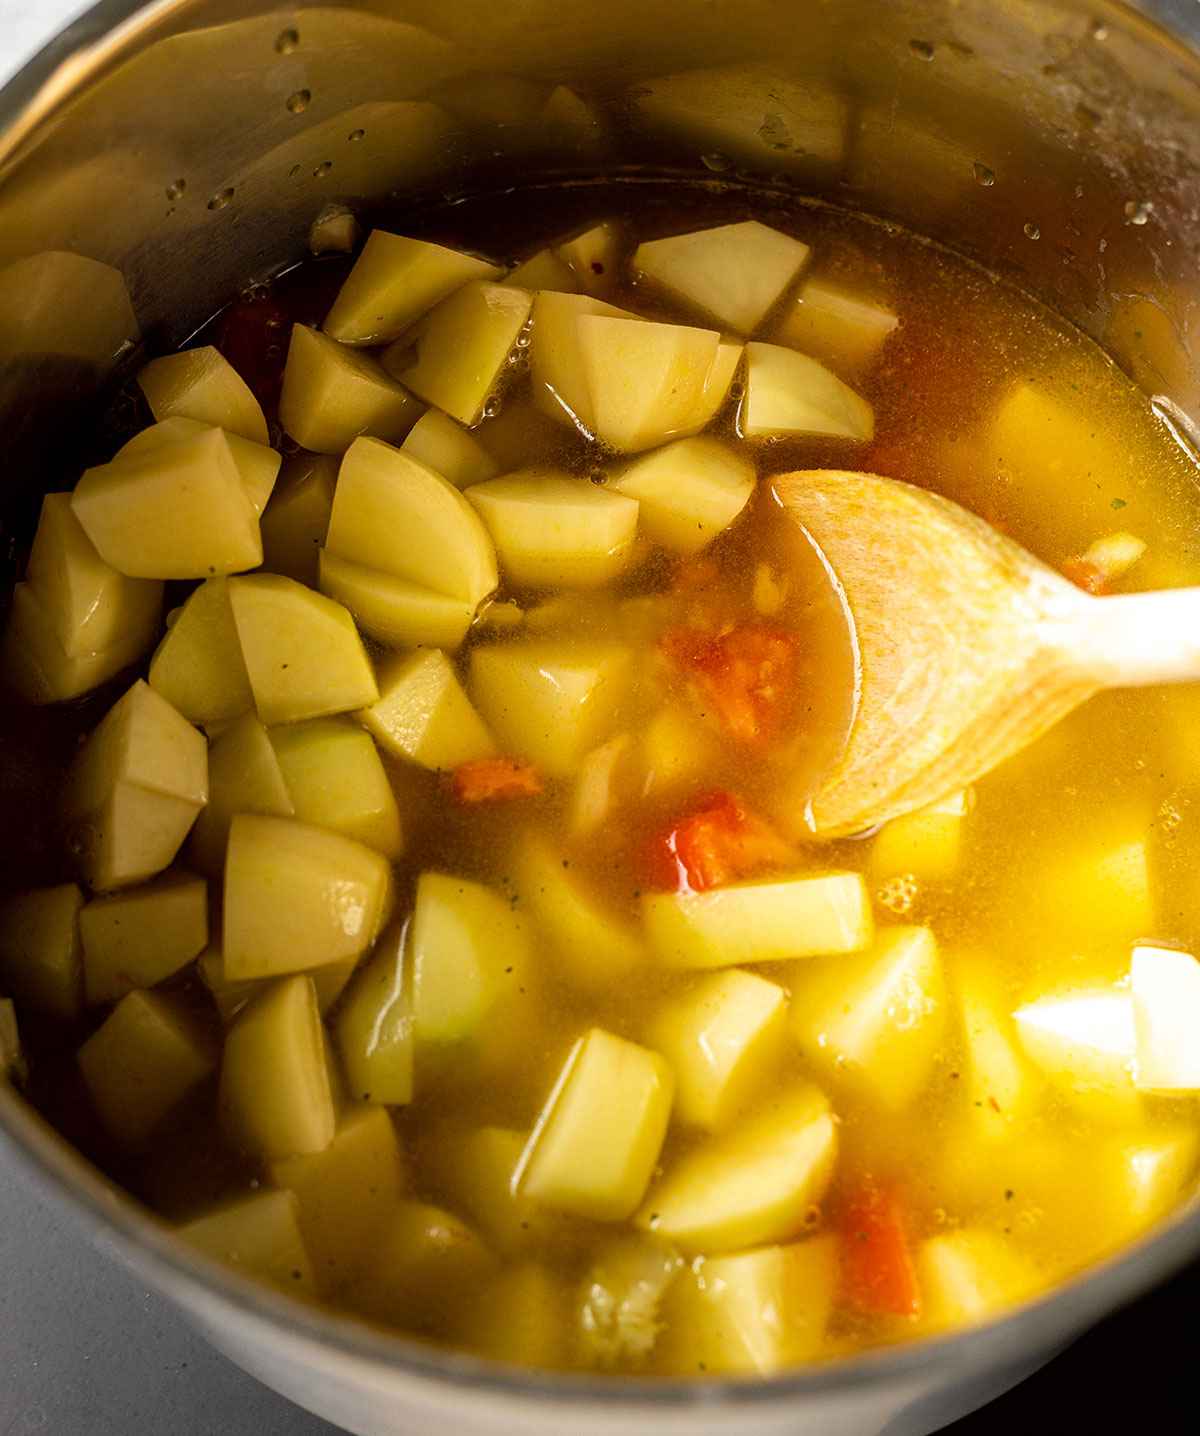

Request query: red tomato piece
[
  {"left": 1061, "top": 555, "right": 1110, "bottom": 595},
  {"left": 660, "top": 622, "right": 799, "bottom": 744},
  {"left": 839, "top": 1181, "right": 922, "bottom": 1319},
  {"left": 645, "top": 790, "right": 794, "bottom": 893},
  {"left": 451, "top": 756, "right": 543, "bottom": 804},
  {"left": 217, "top": 296, "right": 292, "bottom": 410}
]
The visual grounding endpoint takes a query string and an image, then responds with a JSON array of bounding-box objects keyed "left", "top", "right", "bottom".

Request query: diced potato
[
  {"left": 577, "top": 1234, "right": 683, "bottom": 1366},
  {"left": 461, "top": 1263, "right": 570, "bottom": 1368},
  {"left": 326, "top": 437, "right": 498, "bottom": 608},
  {"left": 187, "top": 713, "right": 294, "bottom": 876},
  {"left": 610, "top": 437, "right": 755, "bottom": 554},
  {"left": 223, "top": 815, "right": 393, "bottom": 980},
  {"left": 2, "top": 581, "right": 153, "bottom": 704},
  {"left": 466, "top": 471, "right": 639, "bottom": 588},
  {"left": 661, "top": 1237, "right": 836, "bottom": 1375},
  {"left": 1131, "top": 945, "right": 1200, "bottom": 1092},
  {"left": 318, "top": 552, "right": 476, "bottom": 652},
  {"left": 470, "top": 640, "right": 631, "bottom": 777},
  {"left": 636, "top": 1085, "right": 836, "bottom": 1252},
  {"left": 198, "top": 946, "right": 354, "bottom": 1026},
  {"left": 775, "top": 276, "right": 898, "bottom": 375},
  {"left": 219, "top": 975, "right": 336, "bottom": 1161},
  {"left": 641, "top": 871, "right": 873, "bottom": 969},
  {"left": 309, "top": 203, "right": 361, "bottom": 256},
  {"left": 259, "top": 453, "right": 338, "bottom": 587},
  {"left": 335, "top": 931, "right": 413, "bottom": 1106},
  {"left": 577, "top": 314, "right": 720, "bottom": 453},
  {"left": 1034, "top": 833, "right": 1152, "bottom": 946},
  {"left": 1079, "top": 530, "right": 1147, "bottom": 584},
  {"left": 278, "top": 324, "right": 422, "bottom": 454},
  {"left": 519, "top": 1027, "right": 674, "bottom": 1221},
  {"left": 870, "top": 789, "right": 974, "bottom": 883},
  {"left": 65, "top": 679, "right": 207, "bottom": 891},
  {"left": 137, "top": 345, "right": 268, "bottom": 444},
  {"left": 953, "top": 955, "right": 1042, "bottom": 1138},
  {"left": 401, "top": 408, "right": 499, "bottom": 488},
  {"left": 0, "top": 998, "right": 22, "bottom": 1082},
  {"left": 741, "top": 342, "right": 874, "bottom": 441},
  {"left": 179, "top": 1190, "right": 316, "bottom": 1296},
  {"left": 25, "top": 492, "right": 162, "bottom": 658},
  {"left": 386, "top": 280, "right": 533, "bottom": 426},
  {"left": 634, "top": 221, "right": 810, "bottom": 336},
  {"left": 228, "top": 574, "right": 378, "bottom": 725},
  {"left": 117, "top": 416, "right": 281, "bottom": 516},
  {"left": 648, "top": 969, "right": 787, "bottom": 1130},
  {"left": 539, "top": 85, "right": 608, "bottom": 156},
  {"left": 269, "top": 1105, "right": 406, "bottom": 1293},
  {"left": 269, "top": 718, "right": 402, "bottom": 859},
  {"left": 640, "top": 705, "right": 722, "bottom": 796},
  {"left": 359, "top": 648, "right": 495, "bottom": 769},
  {"left": 687, "top": 339, "right": 744, "bottom": 433},
  {"left": 323, "top": 231, "right": 500, "bottom": 345},
  {"left": 148, "top": 577, "right": 254, "bottom": 726},
  {"left": 410, "top": 872, "right": 531, "bottom": 1045},
  {"left": 529, "top": 291, "right": 642, "bottom": 431},
  {"left": 78, "top": 989, "right": 214, "bottom": 1147},
  {"left": 476, "top": 599, "right": 525, "bottom": 633},
  {"left": 505, "top": 247, "right": 580, "bottom": 294},
  {"left": 568, "top": 733, "right": 634, "bottom": 838},
  {"left": 71, "top": 427, "right": 262, "bottom": 578},
  {"left": 511, "top": 834, "right": 643, "bottom": 990},
  {"left": 789, "top": 927, "right": 947, "bottom": 1111},
  {"left": 1012, "top": 985, "right": 1140, "bottom": 1121},
  {"left": 79, "top": 872, "right": 208, "bottom": 1005},
  {"left": 917, "top": 1230, "right": 1039, "bottom": 1331},
  {"left": 0, "top": 883, "right": 84, "bottom": 1020},
  {"left": 556, "top": 221, "right": 622, "bottom": 296}
]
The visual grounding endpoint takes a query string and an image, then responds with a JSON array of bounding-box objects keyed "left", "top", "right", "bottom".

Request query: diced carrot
[
  {"left": 1061, "top": 555, "right": 1110, "bottom": 596},
  {"left": 645, "top": 790, "right": 794, "bottom": 893},
  {"left": 218, "top": 296, "right": 292, "bottom": 409},
  {"left": 660, "top": 622, "right": 799, "bottom": 743},
  {"left": 839, "top": 1180, "right": 921, "bottom": 1319},
  {"left": 451, "top": 756, "right": 544, "bottom": 804}
]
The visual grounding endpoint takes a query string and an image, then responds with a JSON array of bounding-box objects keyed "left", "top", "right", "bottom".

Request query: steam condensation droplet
[
  {"left": 973, "top": 162, "right": 995, "bottom": 187},
  {"left": 165, "top": 178, "right": 186, "bottom": 201},
  {"left": 286, "top": 89, "right": 311, "bottom": 115},
  {"left": 275, "top": 27, "right": 299, "bottom": 53},
  {"left": 700, "top": 152, "right": 732, "bottom": 172},
  {"left": 1023, "top": 221, "right": 1041, "bottom": 240},
  {"left": 313, "top": 160, "right": 333, "bottom": 179},
  {"left": 207, "top": 187, "right": 235, "bottom": 211},
  {"left": 909, "top": 38, "right": 935, "bottom": 61},
  {"left": 1124, "top": 199, "right": 1152, "bottom": 226}
]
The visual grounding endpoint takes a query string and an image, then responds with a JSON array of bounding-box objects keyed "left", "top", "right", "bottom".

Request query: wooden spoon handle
[{"left": 1062, "top": 586, "right": 1200, "bottom": 687}]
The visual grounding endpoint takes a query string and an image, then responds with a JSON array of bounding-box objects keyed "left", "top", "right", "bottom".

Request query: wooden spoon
[{"left": 775, "top": 469, "right": 1200, "bottom": 837}]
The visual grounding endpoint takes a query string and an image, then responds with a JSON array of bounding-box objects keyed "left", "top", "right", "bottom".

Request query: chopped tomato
[
  {"left": 645, "top": 790, "right": 794, "bottom": 893},
  {"left": 1061, "top": 555, "right": 1110, "bottom": 595},
  {"left": 217, "top": 295, "right": 292, "bottom": 410},
  {"left": 451, "top": 756, "right": 543, "bottom": 804},
  {"left": 660, "top": 622, "right": 799, "bottom": 744},
  {"left": 839, "top": 1181, "right": 921, "bottom": 1319}
]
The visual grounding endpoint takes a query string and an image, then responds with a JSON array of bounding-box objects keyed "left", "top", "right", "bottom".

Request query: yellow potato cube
[
  {"left": 65, "top": 679, "right": 208, "bottom": 891},
  {"left": 401, "top": 408, "right": 499, "bottom": 488},
  {"left": 71, "top": 427, "right": 262, "bottom": 579},
  {"left": 0, "top": 883, "right": 84, "bottom": 1020},
  {"left": 556, "top": 220, "right": 623, "bottom": 296},
  {"left": 117, "top": 416, "right": 281, "bottom": 516},
  {"left": 269, "top": 718, "right": 402, "bottom": 859},
  {"left": 78, "top": 989, "right": 215, "bottom": 1147},
  {"left": 505, "top": 247, "right": 580, "bottom": 294},
  {"left": 917, "top": 1230, "right": 1039, "bottom": 1331},
  {"left": 148, "top": 577, "right": 254, "bottom": 726},
  {"left": 789, "top": 927, "right": 947, "bottom": 1111},
  {"left": 687, "top": 339, "right": 744, "bottom": 433},
  {"left": 198, "top": 946, "right": 352, "bottom": 1026},
  {"left": 220, "top": 975, "right": 336, "bottom": 1161},
  {"left": 187, "top": 713, "right": 294, "bottom": 876},
  {"left": 640, "top": 706, "right": 722, "bottom": 796},
  {"left": 635, "top": 1085, "right": 836, "bottom": 1253},
  {"left": 326, "top": 437, "right": 498, "bottom": 608},
  {"left": 469, "top": 640, "right": 631, "bottom": 777},
  {"left": 775, "top": 276, "right": 898, "bottom": 376},
  {"left": 137, "top": 345, "right": 268, "bottom": 444},
  {"left": 309, "top": 204, "right": 360, "bottom": 255},
  {"left": 1012, "top": 985, "right": 1139, "bottom": 1122},
  {"left": 335, "top": 931, "right": 413, "bottom": 1106},
  {"left": 358, "top": 648, "right": 495, "bottom": 769},
  {"left": 576, "top": 1234, "right": 683, "bottom": 1367},
  {"left": 953, "top": 954, "right": 1042, "bottom": 1138},
  {"left": 79, "top": 871, "right": 208, "bottom": 1006},
  {"left": 179, "top": 1190, "right": 316, "bottom": 1296},
  {"left": 741, "top": 341, "right": 874, "bottom": 440},
  {"left": 2, "top": 581, "right": 154, "bottom": 704},
  {"left": 529, "top": 291, "right": 642, "bottom": 431},
  {"left": 387, "top": 281, "right": 533, "bottom": 427},
  {"left": 642, "top": 871, "right": 873, "bottom": 969},
  {"left": 610, "top": 436, "right": 755, "bottom": 554},
  {"left": 466, "top": 471, "right": 640, "bottom": 588},
  {"left": 870, "top": 789, "right": 974, "bottom": 883},
  {"left": 259, "top": 453, "right": 338, "bottom": 587},
  {"left": 519, "top": 1027, "right": 674, "bottom": 1221},
  {"left": 228, "top": 574, "right": 378, "bottom": 725},
  {"left": 462, "top": 1264, "right": 570, "bottom": 1368},
  {"left": 269, "top": 1105, "right": 406, "bottom": 1294},
  {"left": 278, "top": 324, "right": 422, "bottom": 454},
  {"left": 568, "top": 733, "right": 635, "bottom": 838},
  {"left": 1131, "top": 945, "right": 1200, "bottom": 1092},
  {"left": 319, "top": 553, "right": 475, "bottom": 652},
  {"left": 1034, "top": 832, "right": 1153, "bottom": 946},
  {"left": 324, "top": 230, "right": 500, "bottom": 345},
  {"left": 634, "top": 221, "right": 810, "bottom": 336},
  {"left": 223, "top": 814, "right": 393, "bottom": 980},
  {"left": 648, "top": 969, "right": 788, "bottom": 1130}
]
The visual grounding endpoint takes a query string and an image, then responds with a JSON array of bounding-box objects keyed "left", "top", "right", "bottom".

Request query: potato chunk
[
  {"left": 358, "top": 648, "right": 495, "bottom": 769},
  {"left": 460, "top": 1263, "right": 570, "bottom": 1367},
  {"left": 506, "top": 247, "right": 580, "bottom": 294},
  {"left": 187, "top": 713, "right": 293, "bottom": 876},
  {"left": 79, "top": 871, "right": 208, "bottom": 1005},
  {"left": 741, "top": 342, "right": 874, "bottom": 440},
  {"left": 335, "top": 930, "right": 413, "bottom": 1106},
  {"left": 2, "top": 582, "right": 153, "bottom": 704},
  {"left": 466, "top": 471, "right": 639, "bottom": 588},
  {"left": 634, "top": 221, "right": 810, "bottom": 335},
  {"left": 556, "top": 221, "right": 622, "bottom": 296},
  {"left": 1130, "top": 945, "right": 1200, "bottom": 1092},
  {"left": 65, "top": 679, "right": 207, "bottom": 891},
  {"left": 347, "top": 1201, "right": 494, "bottom": 1330},
  {"left": 318, "top": 553, "right": 476, "bottom": 651},
  {"left": 78, "top": 989, "right": 214, "bottom": 1147},
  {"left": 179, "top": 1190, "right": 316, "bottom": 1295},
  {"left": 223, "top": 815, "right": 393, "bottom": 980},
  {"left": 219, "top": 975, "right": 336, "bottom": 1161},
  {"left": 137, "top": 345, "right": 268, "bottom": 444},
  {"left": 71, "top": 427, "right": 262, "bottom": 578},
  {"left": 775, "top": 276, "right": 898, "bottom": 375},
  {"left": 917, "top": 1230, "right": 1039, "bottom": 1331},
  {"left": 401, "top": 408, "right": 499, "bottom": 488},
  {"left": 388, "top": 280, "right": 533, "bottom": 426},
  {"left": 278, "top": 324, "right": 422, "bottom": 453},
  {"left": 519, "top": 1027, "right": 674, "bottom": 1222},
  {"left": 1012, "top": 985, "right": 1139, "bottom": 1122},
  {"left": 689, "top": 340, "right": 744, "bottom": 433},
  {"left": 118, "top": 416, "right": 280, "bottom": 516},
  {"left": 269, "top": 718, "right": 402, "bottom": 859},
  {"left": 870, "top": 789, "right": 973, "bottom": 883},
  {"left": 148, "top": 577, "right": 254, "bottom": 726},
  {"left": 324, "top": 231, "right": 500, "bottom": 345},
  {"left": 635, "top": 1085, "right": 836, "bottom": 1252},
  {"left": 228, "top": 574, "right": 378, "bottom": 725},
  {"left": 576, "top": 1234, "right": 683, "bottom": 1367},
  {"left": 529, "top": 291, "right": 642, "bottom": 431},
  {"left": 610, "top": 437, "right": 755, "bottom": 554},
  {"left": 0, "top": 883, "right": 84, "bottom": 1020},
  {"left": 641, "top": 871, "right": 872, "bottom": 968},
  {"left": 260, "top": 453, "right": 338, "bottom": 587},
  {"left": 470, "top": 640, "right": 631, "bottom": 777}
]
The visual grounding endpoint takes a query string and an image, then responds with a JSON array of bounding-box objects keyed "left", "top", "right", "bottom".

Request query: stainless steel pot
[{"left": 1, "top": 3, "right": 1198, "bottom": 1432}]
